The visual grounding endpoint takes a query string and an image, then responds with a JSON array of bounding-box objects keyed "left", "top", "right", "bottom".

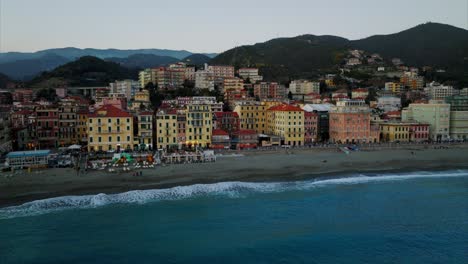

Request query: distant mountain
[
  {"left": 0, "top": 48, "right": 217, "bottom": 80},
  {"left": 351, "top": 22, "right": 468, "bottom": 68},
  {"left": 182, "top": 54, "right": 212, "bottom": 66},
  {"left": 0, "top": 73, "right": 15, "bottom": 89},
  {"left": 212, "top": 35, "right": 349, "bottom": 82},
  {"left": 107, "top": 54, "right": 180, "bottom": 69},
  {"left": 212, "top": 22, "right": 468, "bottom": 82},
  {"left": 28, "top": 56, "right": 138, "bottom": 88},
  {"left": 0, "top": 54, "right": 71, "bottom": 80}
]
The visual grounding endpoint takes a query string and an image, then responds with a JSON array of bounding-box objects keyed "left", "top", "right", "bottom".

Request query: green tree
[{"left": 36, "top": 88, "right": 57, "bottom": 102}]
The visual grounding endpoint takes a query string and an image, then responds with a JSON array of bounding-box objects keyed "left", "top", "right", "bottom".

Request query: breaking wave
[{"left": 1, "top": 170, "right": 467, "bottom": 219}]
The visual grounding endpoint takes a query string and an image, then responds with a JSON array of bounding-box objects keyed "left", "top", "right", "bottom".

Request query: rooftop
[
  {"left": 267, "top": 104, "right": 303, "bottom": 112},
  {"left": 88, "top": 105, "right": 133, "bottom": 118}
]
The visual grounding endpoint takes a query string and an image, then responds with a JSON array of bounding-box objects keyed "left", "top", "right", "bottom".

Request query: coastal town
[{"left": 0, "top": 49, "right": 467, "bottom": 171}]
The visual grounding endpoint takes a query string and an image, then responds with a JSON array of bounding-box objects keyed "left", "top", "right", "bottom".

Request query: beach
[{"left": 1, "top": 145, "right": 468, "bottom": 207}]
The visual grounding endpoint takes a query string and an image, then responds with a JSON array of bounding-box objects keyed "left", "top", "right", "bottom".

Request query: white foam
[{"left": 1, "top": 170, "right": 467, "bottom": 219}]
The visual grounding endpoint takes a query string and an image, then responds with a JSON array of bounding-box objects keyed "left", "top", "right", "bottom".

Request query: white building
[
  {"left": 195, "top": 70, "right": 215, "bottom": 91},
  {"left": 402, "top": 100, "right": 451, "bottom": 141},
  {"left": 425, "top": 82, "right": 458, "bottom": 100},
  {"left": 377, "top": 96, "right": 402, "bottom": 112},
  {"left": 238, "top": 68, "right": 263, "bottom": 83},
  {"left": 289, "top": 80, "right": 320, "bottom": 95}
]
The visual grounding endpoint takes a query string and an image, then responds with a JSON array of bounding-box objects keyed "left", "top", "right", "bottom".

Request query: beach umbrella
[{"left": 68, "top": 144, "right": 81, "bottom": 150}]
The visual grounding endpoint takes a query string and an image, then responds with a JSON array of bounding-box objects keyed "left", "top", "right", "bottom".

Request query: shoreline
[{"left": 1, "top": 146, "right": 468, "bottom": 208}]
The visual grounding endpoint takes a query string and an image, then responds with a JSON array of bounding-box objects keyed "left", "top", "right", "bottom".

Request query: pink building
[
  {"left": 12, "top": 89, "right": 34, "bottom": 103},
  {"left": 254, "top": 82, "right": 287, "bottom": 100},
  {"left": 207, "top": 65, "right": 235, "bottom": 78},
  {"left": 329, "top": 100, "right": 378, "bottom": 144},
  {"left": 36, "top": 108, "right": 59, "bottom": 148},
  {"left": 304, "top": 111, "right": 319, "bottom": 144}
]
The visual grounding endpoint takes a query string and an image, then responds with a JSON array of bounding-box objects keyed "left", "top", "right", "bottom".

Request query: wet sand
[{"left": 1, "top": 146, "right": 468, "bottom": 207}]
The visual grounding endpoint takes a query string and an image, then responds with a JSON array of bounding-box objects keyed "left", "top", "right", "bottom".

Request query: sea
[{"left": 0, "top": 170, "right": 467, "bottom": 263}]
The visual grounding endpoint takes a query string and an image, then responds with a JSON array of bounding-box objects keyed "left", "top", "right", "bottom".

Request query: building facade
[
  {"left": 402, "top": 101, "right": 451, "bottom": 141},
  {"left": 185, "top": 103, "right": 212, "bottom": 148},
  {"left": 87, "top": 105, "right": 134, "bottom": 152},
  {"left": 266, "top": 104, "right": 305, "bottom": 146},
  {"left": 329, "top": 100, "right": 377, "bottom": 144}
]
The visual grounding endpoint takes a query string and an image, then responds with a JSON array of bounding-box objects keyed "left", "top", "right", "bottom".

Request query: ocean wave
[{"left": 1, "top": 170, "right": 467, "bottom": 219}]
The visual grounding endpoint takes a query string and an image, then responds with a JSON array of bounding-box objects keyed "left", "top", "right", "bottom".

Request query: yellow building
[
  {"left": 234, "top": 102, "right": 268, "bottom": 134},
  {"left": 233, "top": 101, "right": 283, "bottom": 134},
  {"left": 139, "top": 69, "right": 157, "bottom": 88},
  {"left": 87, "top": 105, "right": 134, "bottom": 152},
  {"left": 223, "top": 77, "right": 244, "bottom": 92},
  {"left": 186, "top": 103, "right": 212, "bottom": 148},
  {"left": 155, "top": 109, "right": 178, "bottom": 150},
  {"left": 131, "top": 89, "right": 151, "bottom": 111},
  {"left": 379, "top": 122, "right": 430, "bottom": 142},
  {"left": 76, "top": 111, "right": 88, "bottom": 144},
  {"left": 385, "top": 82, "right": 404, "bottom": 94},
  {"left": 266, "top": 104, "right": 305, "bottom": 146}
]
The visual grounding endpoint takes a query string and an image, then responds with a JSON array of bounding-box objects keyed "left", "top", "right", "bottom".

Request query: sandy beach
[{"left": 1, "top": 145, "right": 468, "bottom": 207}]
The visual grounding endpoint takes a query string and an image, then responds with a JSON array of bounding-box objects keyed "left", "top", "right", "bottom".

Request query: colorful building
[
  {"left": 36, "top": 108, "right": 59, "bottom": 149},
  {"left": 329, "top": 100, "right": 378, "bottom": 144},
  {"left": 211, "top": 129, "right": 230, "bottom": 149},
  {"left": 234, "top": 102, "right": 268, "bottom": 134},
  {"left": 232, "top": 130, "right": 258, "bottom": 149},
  {"left": 155, "top": 109, "right": 178, "bottom": 150},
  {"left": 185, "top": 103, "right": 212, "bottom": 148},
  {"left": 213, "top": 112, "right": 240, "bottom": 135},
  {"left": 266, "top": 104, "right": 305, "bottom": 146},
  {"left": 304, "top": 111, "right": 319, "bottom": 144},
  {"left": 87, "top": 105, "right": 134, "bottom": 152},
  {"left": 254, "top": 82, "right": 287, "bottom": 100},
  {"left": 76, "top": 111, "right": 88, "bottom": 144},
  {"left": 379, "top": 122, "right": 430, "bottom": 142}
]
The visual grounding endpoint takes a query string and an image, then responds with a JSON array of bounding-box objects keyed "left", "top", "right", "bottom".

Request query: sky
[{"left": 0, "top": 0, "right": 467, "bottom": 53}]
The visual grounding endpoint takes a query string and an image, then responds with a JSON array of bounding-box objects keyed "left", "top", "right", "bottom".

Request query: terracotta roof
[
  {"left": 88, "top": 105, "right": 133, "bottom": 118},
  {"left": 212, "top": 129, "right": 229, "bottom": 136},
  {"left": 267, "top": 104, "right": 304, "bottom": 112},
  {"left": 13, "top": 110, "right": 33, "bottom": 116}
]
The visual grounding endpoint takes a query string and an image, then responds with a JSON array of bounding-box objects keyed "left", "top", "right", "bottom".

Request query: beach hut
[{"left": 6, "top": 150, "right": 51, "bottom": 169}]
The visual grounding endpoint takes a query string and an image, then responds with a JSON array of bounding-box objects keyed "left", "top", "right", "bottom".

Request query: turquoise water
[{"left": 1, "top": 170, "right": 467, "bottom": 263}]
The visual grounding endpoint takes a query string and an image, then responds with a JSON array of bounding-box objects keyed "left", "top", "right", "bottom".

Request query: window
[
  {"left": 127, "top": 136, "right": 130, "bottom": 141},
  {"left": 109, "top": 136, "right": 112, "bottom": 142},
  {"left": 89, "top": 137, "right": 93, "bottom": 143},
  {"left": 98, "top": 137, "right": 102, "bottom": 142}
]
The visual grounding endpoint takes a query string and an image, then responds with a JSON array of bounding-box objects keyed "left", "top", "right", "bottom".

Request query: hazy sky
[{"left": 1, "top": 0, "right": 467, "bottom": 53}]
